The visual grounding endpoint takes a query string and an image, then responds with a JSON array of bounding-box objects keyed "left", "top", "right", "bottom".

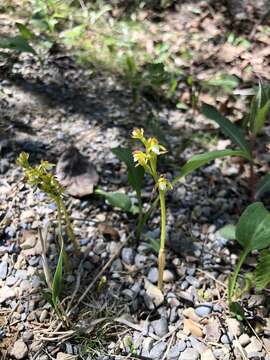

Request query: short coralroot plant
[
  {"left": 132, "top": 128, "right": 172, "bottom": 290},
  {"left": 17, "top": 152, "right": 79, "bottom": 318}
]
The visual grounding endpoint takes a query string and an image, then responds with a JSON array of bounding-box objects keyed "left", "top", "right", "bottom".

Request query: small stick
[{"left": 68, "top": 243, "right": 124, "bottom": 315}]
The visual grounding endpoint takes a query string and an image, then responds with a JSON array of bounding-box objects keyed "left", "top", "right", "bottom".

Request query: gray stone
[
  {"left": 167, "top": 341, "right": 186, "bottom": 360},
  {"left": 110, "top": 259, "right": 122, "bottom": 272},
  {"left": 179, "top": 348, "right": 199, "bottom": 360},
  {"left": 22, "top": 331, "right": 33, "bottom": 342},
  {"left": 135, "top": 254, "right": 146, "bottom": 268},
  {"left": 195, "top": 303, "right": 212, "bottom": 317},
  {"left": 0, "top": 261, "right": 8, "bottom": 279},
  {"left": 213, "top": 304, "right": 223, "bottom": 312},
  {"left": 121, "top": 247, "right": 135, "bottom": 265},
  {"left": 39, "top": 309, "right": 48, "bottom": 322},
  {"left": 239, "top": 333, "right": 250, "bottom": 346},
  {"left": 141, "top": 337, "right": 154, "bottom": 357},
  {"left": 247, "top": 352, "right": 265, "bottom": 359},
  {"left": 6, "top": 276, "right": 17, "bottom": 286},
  {"left": 163, "top": 269, "right": 175, "bottom": 282},
  {"left": 149, "top": 341, "right": 166, "bottom": 359},
  {"left": 245, "top": 337, "right": 262, "bottom": 354},
  {"left": 186, "top": 276, "right": 200, "bottom": 288},
  {"left": 221, "top": 333, "right": 233, "bottom": 344},
  {"left": 10, "top": 340, "right": 28, "bottom": 359},
  {"left": 0, "top": 286, "right": 16, "bottom": 303},
  {"left": 148, "top": 267, "right": 158, "bottom": 283},
  {"left": 181, "top": 281, "right": 189, "bottom": 290},
  {"left": 151, "top": 317, "right": 168, "bottom": 337},
  {"left": 189, "top": 336, "right": 207, "bottom": 352}
]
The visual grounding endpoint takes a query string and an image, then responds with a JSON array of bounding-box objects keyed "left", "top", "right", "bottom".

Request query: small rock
[
  {"left": 151, "top": 317, "right": 168, "bottom": 337},
  {"left": 186, "top": 276, "right": 200, "bottom": 288},
  {"left": 195, "top": 303, "right": 212, "bottom": 317},
  {"left": 163, "top": 269, "right": 175, "bottom": 282},
  {"left": 148, "top": 267, "right": 159, "bottom": 283},
  {"left": 167, "top": 341, "right": 186, "bottom": 360},
  {"left": 149, "top": 341, "right": 166, "bottom": 359},
  {"left": 179, "top": 348, "right": 199, "bottom": 360},
  {"left": 10, "top": 340, "right": 28, "bottom": 359},
  {"left": 6, "top": 276, "right": 17, "bottom": 286},
  {"left": 183, "top": 307, "right": 200, "bottom": 322},
  {"left": 40, "top": 309, "right": 48, "bottom": 322},
  {"left": 135, "top": 254, "right": 146, "bottom": 269},
  {"left": 23, "top": 331, "right": 33, "bottom": 342},
  {"left": 226, "top": 317, "right": 241, "bottom": 336},
  {"left": 245, "top": 337, "right": 262, "bottom": 354},
  {"left": 141, "top": 337, "right": 154, "bottom": 357},
  {"left": 56, "top": 353, "right": 78, "bottom": 360},
  {"left": 189, "top": 336, "right": 207, "bottom": 352},
  {"left": 221, "top": 333, "right": 233, "bottom": 344},
  {"left": 201, "top": 348, "right": 216, "bottom": 360},
  {"left": 144, "top": 279, "right": 164, "bottom": 307},
  {"left": 247, "top": 352, "right": 265, "bottom": 359},
  {"left": 121, "top": 247, "right": 135, "bottom": 265},
  {"left": 0, "top": 261, "right": 8, "bottom": 279},
  {"left": 0, "top": 286, "right": 15, "bottom": 303},
  {"left": 205, "top": 318, "right": 221, "bottom": 342},
  {"left": 239, "top": 333, "right": 251, "bottom": 347}
]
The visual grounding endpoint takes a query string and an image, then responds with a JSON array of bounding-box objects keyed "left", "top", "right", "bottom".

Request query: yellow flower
[
  {"left": 157, "top": 176, "right": 173, "bottom": 191},
  {"left": 147, "top": 137, "right": 167, "bottom": 155},
  {"left": 132, "top": 128, "right": 144, "bottom": 140},
  {"left": 133, "top": 150, "right": 149, "bottom": 168}
]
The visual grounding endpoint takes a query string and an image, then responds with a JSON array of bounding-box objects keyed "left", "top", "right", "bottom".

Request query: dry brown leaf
[
  {"left": 56, "top": 146, "right": 99, "bottom": 198},
  {"left": 98, "top": 223, "right": 119, "bottom": 241},
  {"left": 183, "top": 318, "right": 203, "bottom": 337}
]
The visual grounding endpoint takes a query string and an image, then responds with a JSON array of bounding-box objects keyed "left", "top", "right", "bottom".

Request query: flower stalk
[{"left": 132, "top": 128, "right": 172, "bottom": 290}]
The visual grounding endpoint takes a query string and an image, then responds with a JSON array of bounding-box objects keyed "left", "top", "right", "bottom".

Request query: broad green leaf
[
  {"left": 0, "top": 36, "right": 36, "bottom": 55},
  {"left": 96, "top": 189, "right": 132, "bottom": 212},
  {"left": 52, "top": 242, "right": 63, "bottom": 308},
  {"left": 202, "top": 103, "right": 252, "bottom": 159},
  {"left": 256, "top": 173, "right": 270, "bottom": 198},
  {"left": 204, "top": 74, "right": 239, "bottom": 93},
  {"left": 16, "top": 23, "right": 34, "bottom": 40},
  {"left": 236, "top": 202, "right": 270, "bottom": 251},
  {"left": 255, "top": 250, "right": 270, "bottom": 290},
  {"left": 112, "top": 147, "right": 144, "bottom": 195},
  {"left": 218, "top": 224, "right": 236, "bottom": 240},
  {"left": 173, "top": 149, "right": 248, "bottom": 184}
]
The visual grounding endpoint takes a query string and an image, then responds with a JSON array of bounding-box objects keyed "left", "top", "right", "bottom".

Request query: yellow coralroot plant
[{"left": 132, "top": 128, "right": 172, "bottom": 290}]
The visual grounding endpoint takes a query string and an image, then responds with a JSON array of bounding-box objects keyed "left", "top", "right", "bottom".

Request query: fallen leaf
[
  {"left": 204, "top": 318, "right": 221, "bottom": 343},
  {"left": 183, "top": 318, "right": 203, "bottom": 337},
  {"left": 56, "top": 146, "right": 99, "bottom": 198},
  {"left": 98, "top": 223, "right": 119, "bottom": 241}
]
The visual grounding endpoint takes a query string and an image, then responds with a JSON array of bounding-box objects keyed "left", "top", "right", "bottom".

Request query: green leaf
[
  {"left": 173, "top": 149, "right": 249, "bottom": 184},
  {"left": 16, "top": 23, "right": 34, "bottom": 40},
  {"left": 256, "top": 173, "right": 270, "bottom": 198},
  {"left": 218, "top": 224, "right": 236, "bottom": 240},
  {"left": 229, "top": 302, "right": 245, "bottom": 320},
  {"left": 255, "top": 250, "right": 270, "bottom": 290},
  {"left": 252, "top": 100, "right": 270, "bottom": 135},
  {"left": 201, "top": 103, "right": 252, "bottom": 159},
  {"left": 112, "top": 147, "right": 144, "bottom": 195},
  {"left": 236, "top": 202, "right": 270, "bottom": 251},
  {"left": 96, "top": 189, "right": 132, "bottom": 212},
  {"left": 0, "top": 36, "right": 36, "bottom": 55},
  {"left": 52, "top": 242, "right": 63, "bottom": 308}
]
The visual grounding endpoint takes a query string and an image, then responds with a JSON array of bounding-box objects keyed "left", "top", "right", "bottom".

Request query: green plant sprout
[
  {"left": 16, "top": 152, "right": 78, "bottom": 256},
  {"left": 202, "top": 82, "right": 270, "bottom": 199},
  {"left": 131, "top": 128, "right": 172, "bottom": 290},
  {"left": 219, "top": 202, "right": 270, "bottom": 319}
]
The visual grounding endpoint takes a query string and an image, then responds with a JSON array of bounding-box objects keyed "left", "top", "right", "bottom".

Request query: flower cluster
[{"left": 132, "top": 128, "right": 172, "bottom": 192}]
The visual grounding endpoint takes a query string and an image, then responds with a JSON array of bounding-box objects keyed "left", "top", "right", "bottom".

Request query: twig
[
  {"left": 68, "top": 242, "right": 124, "bottom": 315},
  {"left": 161, "top": 332, "right": 174, "bottom": 360}
]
